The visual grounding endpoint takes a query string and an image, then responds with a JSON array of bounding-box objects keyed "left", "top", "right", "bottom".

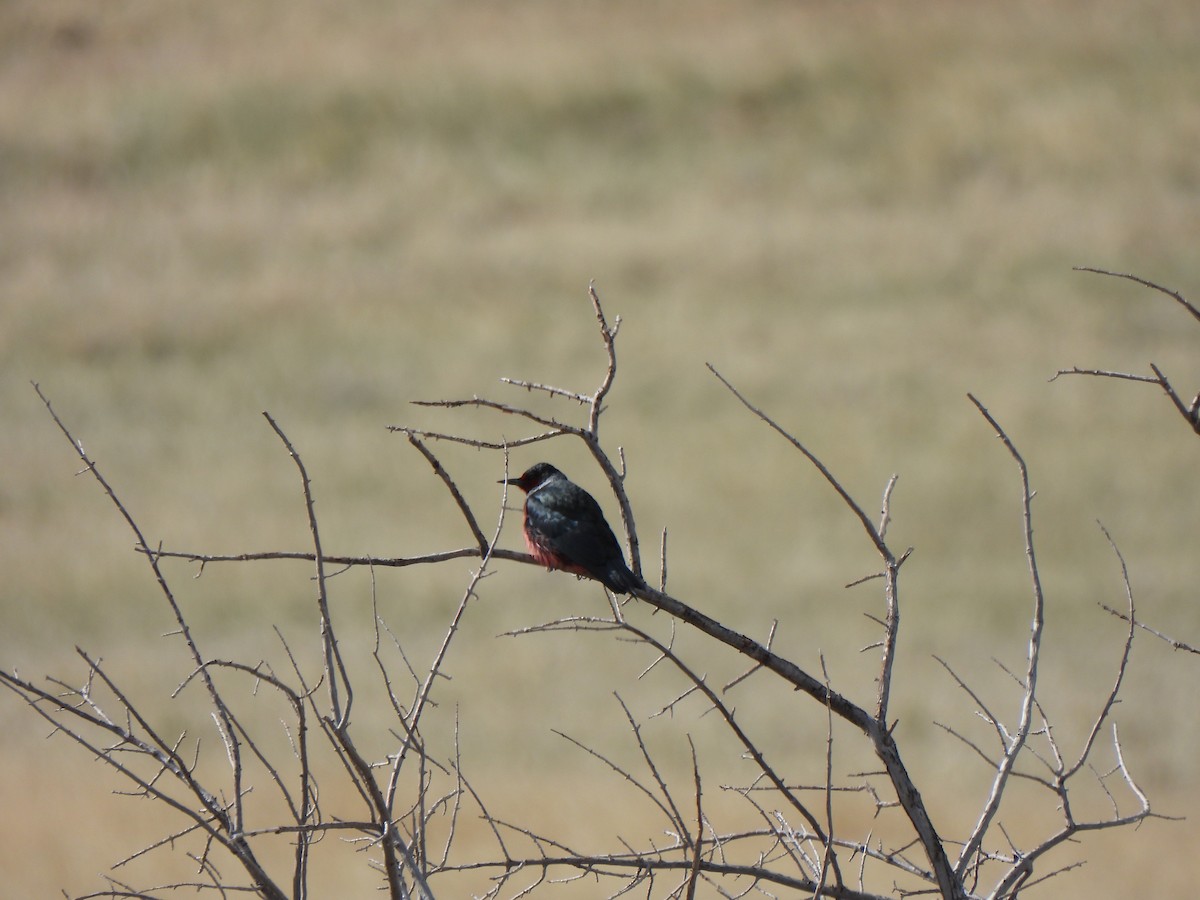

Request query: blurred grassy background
[{"left": 2, "top": 0, "right": 1199, "bottom": 896}]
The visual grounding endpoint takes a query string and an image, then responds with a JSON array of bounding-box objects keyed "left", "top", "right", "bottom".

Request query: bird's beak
[{"left": 499, "top": 477, "right": 518, "bottom": 485}]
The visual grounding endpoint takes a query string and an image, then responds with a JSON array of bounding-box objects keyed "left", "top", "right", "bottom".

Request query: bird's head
[{"left": 500, "top": 462, "right": 563, "bottom": 494}]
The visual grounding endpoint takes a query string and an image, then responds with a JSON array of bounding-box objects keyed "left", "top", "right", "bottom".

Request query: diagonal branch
[
  {"left": 705, "top": 365, "right": 911, "bottom": 726},
  {"left": 1074, "top": 266, "right": 1200, "bottom": 324},
  {"left": 263, "top": 412, "right": 352, "bottom": 729},
  {"left": 706, "top": 364, "right": 888, "bottom": 559},
  {"left": 1100, "top": 604, "right": 1200, "bottom": 656},
  {"left": 611, "top": 616, "right": 842, "bottom": 887},
  {"left": 30, "top": 384, "right": 288, "bottom": 896},
  {"left": 405, "top": 433, "right": 489, "bottom": 552},
  {"left": 1065, "top": 268, "right": 1200, "bottom": 435},
  {"left": 1064, "top": 523, "right": 1136, "bottom": 779}
]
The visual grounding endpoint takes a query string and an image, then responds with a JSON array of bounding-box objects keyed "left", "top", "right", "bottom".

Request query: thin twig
[
  {"left": 706, "top": 365, "right": 888, "bottom": 559},
  {"left": 685, "top": 736, "right": 704, "bottom": 900},
  {"left": 1048, "top": 367, "right": 1158, "bottom": 384},
  {"left": 263, "top": 412, "right": 351, "bottom": 729},
  {"left": 1099, "top": 604, "right": 1200, "bottom": 655},
  {"left": 1064, "top": 523, "right": 1137, "bottom": 778},
  {"left": 957, "top": 395, "right": 1045, "bottom": 881},
  {"left": 1074, "top": 266, "right": 1200, "bottom": 324},
  {"left": 406, "top": 433, "right": 489, "bottom": 552}
]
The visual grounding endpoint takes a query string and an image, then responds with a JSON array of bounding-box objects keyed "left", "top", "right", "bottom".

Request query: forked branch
[{"left": 1057, "top": 267, "right": 1200, "bottom": 434}]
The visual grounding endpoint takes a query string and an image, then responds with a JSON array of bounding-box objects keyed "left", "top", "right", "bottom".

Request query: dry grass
[{"left": 3, "top": 0, "right": 1199, "bottom": 896}]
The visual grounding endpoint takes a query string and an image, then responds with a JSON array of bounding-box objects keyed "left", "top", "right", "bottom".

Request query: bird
[{"left": 502, "top": 462, "right": 643, "bottom": 595}]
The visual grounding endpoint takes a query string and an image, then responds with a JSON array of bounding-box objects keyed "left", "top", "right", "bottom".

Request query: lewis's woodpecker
[{"left": 503, "top": 462, "right": 642, "bottom": 594}]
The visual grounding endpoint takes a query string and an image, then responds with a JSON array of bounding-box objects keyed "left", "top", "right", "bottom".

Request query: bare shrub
[{"left": 4, "top": 280, "right": 1183, "bottom": 899}]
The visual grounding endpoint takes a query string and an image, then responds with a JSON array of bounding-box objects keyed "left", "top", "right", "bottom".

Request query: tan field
[{"left": 2, "top": 1, "right": 1199, "bottom": 897}]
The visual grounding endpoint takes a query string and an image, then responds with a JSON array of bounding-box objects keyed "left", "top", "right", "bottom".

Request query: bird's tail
[{"left": 600, "top": 561, "right": 644, "bottom": 595}]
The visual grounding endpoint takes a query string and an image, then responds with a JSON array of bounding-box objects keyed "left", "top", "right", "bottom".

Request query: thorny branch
[
  {"left": 1074, "top": 265, "right": 1200, "bottom": 324},
  {"left": 956, "top": 395, "right": 1046, "bottom": 883},
  {"left": 6, "top": 281, "right": 1173, "bottom": 899},
  {"left": 263, "top": 411, "right": 351, "bottom": 728},
  {"left": 1055, "top": 267, "right": 1200, "bottom": 434},
  {"left": 21, "top": 384, "right": 283, "bottom": 900},
  {"left": 982, "top": 526, "right": 1158, "bottom": 899},
  {"left": 3, "top": 391, "right": 458, "bottom": 899},
  {"left": 1100, "top": 603, "right": 1200, "bottom": 656},
  {"left": 702, "top": 363, "right": 955, "bottom": 896}
]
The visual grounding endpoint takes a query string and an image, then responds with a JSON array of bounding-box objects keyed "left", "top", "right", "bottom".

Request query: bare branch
[
  {"left": 1074, "top": 265, "right": 1200, "bottom": 324},
  {"left": 703, "top": 366, "right": 909, "bottom": 729},
  {"left": 140, "top": 545, "right": 529, "bottom": 569},
  {"left": 587, "top": 281, "right": 620, "bottom": 437},
  {"left": 406, "top": 433, "right": 490, "bottom": 552},
  {"left": 1064, "top": 523, "right": 1136, "bottom": 779},
  {"left": 1100, "top": 604, "right": 1200, "bottom": 655},
  {"left": 706, "top": 364, "right": 888, "bottom": 560},
  {"left": 1048, "top": 366, "right": 1158, "bottom": 384},
  {"left": 500, "top": 377, "right": 593, "bottom": 404},
  {"left": 263, "top": 411, "right": 351, "bottom": 729},
  {"left": 404, "top": 461, "right": 507, "bottom": 756},
  {"left": 684, "top": 737, "right": 704, "bottom": 900},
  {"left": 387, "top": 425, "right": 563, "bottom": 450},
  {"left": 1063, "top": 269, "right": 1200, "bottom": 435},
  {"left": 957, "top": 395, "right": 1046, "bottom": 879}
]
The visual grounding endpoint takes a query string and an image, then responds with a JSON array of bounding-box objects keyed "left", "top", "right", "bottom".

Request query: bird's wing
[{"left": 526, "top": 490, "right": 624, "bottom": 570}]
